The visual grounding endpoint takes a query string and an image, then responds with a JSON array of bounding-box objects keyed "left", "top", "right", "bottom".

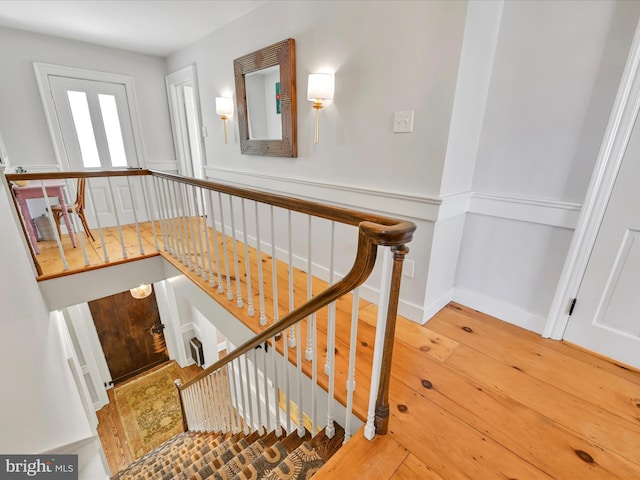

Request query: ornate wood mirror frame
[{"left": 234, "top": 38, "right": 297, "bottom": 157}]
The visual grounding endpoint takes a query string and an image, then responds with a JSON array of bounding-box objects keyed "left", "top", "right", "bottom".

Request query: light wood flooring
[{"left": 35, "top": 226, "right": 640, "bottom": 479}]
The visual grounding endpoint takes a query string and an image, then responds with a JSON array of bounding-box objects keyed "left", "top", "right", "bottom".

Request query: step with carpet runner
[{"left": 113, "top": 426, "right": 343, "bottom": 480}]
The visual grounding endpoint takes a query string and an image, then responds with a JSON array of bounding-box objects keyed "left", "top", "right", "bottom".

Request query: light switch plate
[{"left": 394, "top": 111, "right": 414, "bottom": 133}]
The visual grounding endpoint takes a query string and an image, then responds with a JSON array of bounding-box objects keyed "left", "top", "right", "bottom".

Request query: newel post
[
  {"left": 374, "top": 244, "right": 409, "bottom": 435},
  {"left": 175, "top": 379, "right": 188, "bottom": 432}
]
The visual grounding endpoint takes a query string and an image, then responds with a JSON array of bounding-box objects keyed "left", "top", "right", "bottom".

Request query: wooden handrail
[
  {"left": 5, "top": 168, "right": 417, "bottom": 435},
  {"left": 179, "top": 224, "right": 380, "bottom": 390},
  {"left": 150, "top": 171, "right": 416, "bottom": 246},
  {"left": 6, "top": 169, "right": 415, "bottom": 246}
]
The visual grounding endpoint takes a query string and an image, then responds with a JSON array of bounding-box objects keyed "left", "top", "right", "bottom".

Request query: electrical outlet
[
  {"left": 403, "top": 259, "right": 415, "bottom": 278},
  {"left": 394, "top": 111, "right": 414, "bottom": 133}
]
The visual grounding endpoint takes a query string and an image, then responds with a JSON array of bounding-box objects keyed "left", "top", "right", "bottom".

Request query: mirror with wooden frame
[{"left": 234, "top": 38, "right": 297, "bottom": 157}]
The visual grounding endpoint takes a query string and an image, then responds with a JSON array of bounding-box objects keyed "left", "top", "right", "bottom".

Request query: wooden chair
[{"left": 51, "top": 178, "right": 95, "bottom": 242}]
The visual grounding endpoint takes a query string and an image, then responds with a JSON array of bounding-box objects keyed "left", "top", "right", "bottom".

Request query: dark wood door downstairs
[{"left": 89, "top": 289, "right": 168, "bottom": 384}]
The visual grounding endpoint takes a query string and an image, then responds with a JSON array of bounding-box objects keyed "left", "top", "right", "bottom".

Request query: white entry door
[
  {"left": 564, "top": 112, "right": 640, "bottom": 369},
  {"left": 35, "top": 63, "right": 147, "bottom": 229}
]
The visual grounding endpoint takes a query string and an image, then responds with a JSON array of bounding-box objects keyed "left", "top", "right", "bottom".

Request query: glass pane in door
[
  {"left": 98, "top": 94, "right": 127, "bottom": 167},
  {"left": 67, "top": 90, "right": 100, "bottom": 168}
]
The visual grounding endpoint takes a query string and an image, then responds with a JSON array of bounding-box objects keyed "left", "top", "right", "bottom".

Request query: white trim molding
[
  {"left": 205, "top": 165, "right": 441, "bottom": 222},
  {"left": 469, "top": 192, "right": 581, "bottom": 229},
  {"left": 205, "top": 165, "right": 582, "bottom": 229},
  {"left": 454, "top": 288, "right": 547, "bottom": 334},
  {"left": 544, "top": 17, "right": 640, "bottom": 339}
]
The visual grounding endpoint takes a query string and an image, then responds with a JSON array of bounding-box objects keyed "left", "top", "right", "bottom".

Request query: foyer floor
[
  {"left": 35, "top": 229, "right": 640, "bottom": 478},
  {"left": 96, "top": 362, "right": 203, "bottom": 474}
]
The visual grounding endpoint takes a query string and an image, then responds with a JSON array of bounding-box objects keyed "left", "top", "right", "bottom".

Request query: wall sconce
[
  {"left": 307, "top": 73, "right": 334, "bottom": 144},
  {"left": 215, "top": 96, "right": 233, "bottom": 144},
  {"left": 130, "top": 284, "right": 152, "bottom": 300}
]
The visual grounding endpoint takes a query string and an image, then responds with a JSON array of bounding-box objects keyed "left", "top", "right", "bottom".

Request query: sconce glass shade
[
  {"left": 215, "top": 97, "right": 233, "bottom": 116},
  {"left": 130, "top": 284, "right": 152, "bottom": 300},
  {"left": 307, "top": 73, "right": 334, "bottom": 101}
]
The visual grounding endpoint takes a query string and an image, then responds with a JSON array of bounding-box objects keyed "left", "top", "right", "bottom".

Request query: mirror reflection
[{"left": 245, "top": 65, "right": 282, "bottom": 140}]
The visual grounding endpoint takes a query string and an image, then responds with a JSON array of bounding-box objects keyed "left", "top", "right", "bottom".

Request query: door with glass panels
[{"left": 48, "top": 75, "right": 145, "bottom": 228}]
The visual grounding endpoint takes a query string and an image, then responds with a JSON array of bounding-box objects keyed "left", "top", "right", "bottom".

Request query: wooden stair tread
[{"left": 308, "top": 425, "right": 345, "bottom": 463}]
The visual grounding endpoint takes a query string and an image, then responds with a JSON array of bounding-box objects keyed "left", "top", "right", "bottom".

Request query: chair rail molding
[{"left": 205, "top": 166, "right": 583, "bottom": 230}]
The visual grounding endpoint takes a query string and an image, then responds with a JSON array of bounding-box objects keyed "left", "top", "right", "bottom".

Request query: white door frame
[
  {"left": 165, "top": 65, "right": 206, "bottom": 178},
  {"left": 33, "top": 62, "right": 147, "bottom": 171},
  {"left": 544, "top": 18, "right": 640, "bottom": 339}
]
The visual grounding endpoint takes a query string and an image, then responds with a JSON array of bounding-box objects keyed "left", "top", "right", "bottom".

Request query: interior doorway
[
  {"left": 166, "top": 65, "right": 205, "bottom": 179},
  {"left": 89, "top": 288, "right": 169, "bottom": 384}
]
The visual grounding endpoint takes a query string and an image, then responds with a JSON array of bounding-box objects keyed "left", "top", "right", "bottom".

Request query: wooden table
[{"left": 13, "top": 180, "right": 76, "bottom": 254}]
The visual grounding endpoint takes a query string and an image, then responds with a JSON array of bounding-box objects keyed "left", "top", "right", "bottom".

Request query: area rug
[{"left": 114, "top": 361, "right": 187, "bottom": 459}]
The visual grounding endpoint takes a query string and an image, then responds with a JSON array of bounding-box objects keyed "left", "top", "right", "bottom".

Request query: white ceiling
[{"left": 0, "top": 1, "right": 267, "bottom": 56}]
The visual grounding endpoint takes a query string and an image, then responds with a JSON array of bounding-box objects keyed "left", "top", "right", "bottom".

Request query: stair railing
[{"left": 2, "top": 167, "right": 415, "bottom": 441}]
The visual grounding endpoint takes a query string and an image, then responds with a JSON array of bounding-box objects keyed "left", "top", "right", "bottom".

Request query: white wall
[
  {"left": 454, "top": 0, "right": 640, "bottom": 330},
  {"left": 0, "top": 26, "right": 176, "bottom": 171},
  {"left": 167, "top": 0, "right": 466, "bottom": 197},
  {"left": 0, "top": 172, "right": 93, "bottom": 453},
  {"left": 166, "top": 0, "right": 467, "bottom": 322}
]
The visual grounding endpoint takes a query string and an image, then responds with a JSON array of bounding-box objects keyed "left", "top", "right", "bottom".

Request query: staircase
[{"left": 113, "top": 426, "right": 344, "bottom": 480}]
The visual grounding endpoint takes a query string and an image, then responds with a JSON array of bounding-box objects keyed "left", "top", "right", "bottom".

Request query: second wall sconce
[
  {"left": 215, "top": 96, "right": 233, "bottom": 144},
  {"left": 307, "top": 73, "right": 334, "bottom": 144}
]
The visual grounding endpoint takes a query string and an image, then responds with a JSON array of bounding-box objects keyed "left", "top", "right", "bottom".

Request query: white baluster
[
  {"left": 106, "top": 177, "right": 127, "bottom": 260},
  {"left": 191, "top": 186, "right": 207, "bottom": 280},
  {"left": 85, "top": 178, "right": 109, "bottom": 262},
  {"left": 344, "top": 287, "right": 360, "bottom": 443},
  {"left": 227, "top": 368, "right": 240, "bottom": 433},
  {"left": 212, "top": 372, "right": 224, "bottom": 432},
  {"left": 225, "top": 363, "right": 241, "bottom": 433},
  {"left": 217, "top": 192, "right": 233, "bottom": 300},
  {"left": 241, "top": 199, "right": 255, "bottom": 316},
  {"left": 206, "top": 190, "right": 224, "bottom": 293},
  {"left": 251, "top": 350, "right": 262, "bottom": 433},
  {"left": 203, "top": 375, "right": 214, "bottom": 431},
  {"left": 261, "top": 345, "right": 271, "bottom": 433},
  {"left": 160, "top": 179, "right": 177, "bottom": 257},
  {"left": 305, "top": 216, "right": 313, "bottom": 361},
  {"left": 270, "top": 333, "right": 282, "bottom": 436},
  {"left": 324, "top": 221, "right": 336, "bottom": 374},
  {"left": 142, "top": 176, "right": 160, "bottom": 251},
  {"left": 311, "top": 311, "right": 318, "bottom": 436},
  {"left": 244, "top": 354, "right": 255, "bottom": 432},
  {"left": 254, "top": 202, "right": 267, "bottom": 325},
  {"left": 287, "top": 211, "right": 296, "bottom": 348},
  {"left": 228, "top": 196, "right": 243, "bottom": 308},
  {"left": 282, "top": 327, "right": 291, "bottom": 433},
  {"left": 364, "top": 247, "right": 393, "bottom": 441},
  {"left": 199, "top": 188, "right": 216, "bottom": 287},
  {"left": 152, "top": 177, "right": 168, "bottom": 252},
  {"left": 125, "top": 176, "right": 144, "bottom": 256},
  {"left": 296, "top": 322, "right": 304, "bottom": 437},
  {"left": 270, "top": 205, "right": 279, "bottom": 325},
  {"left": 179, "top": 183, "right": 195, "bottom": 271},
  {"left": 169, "top": 181, "right": 185, "bottom": 262}
]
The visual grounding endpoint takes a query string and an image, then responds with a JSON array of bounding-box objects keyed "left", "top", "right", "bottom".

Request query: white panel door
[
  {"left": 564, "top": 113, "right": 640, "bottom": 369},
  {"left": 47, "top": 75, "right": 146, "bottom": 228}
]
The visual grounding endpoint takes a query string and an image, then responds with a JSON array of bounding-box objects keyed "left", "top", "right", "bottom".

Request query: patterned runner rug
[{"left": 114, "top": 361, "right": 186, "bottom": 459}]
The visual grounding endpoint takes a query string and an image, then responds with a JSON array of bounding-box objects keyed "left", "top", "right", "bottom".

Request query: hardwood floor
[
  {"left": 35, "top": 226, "right": 640, "bottom": 478},
  {"left": 315, "top": 303, "right": 640, "bottom": 480},
  {"left": 96, "top": 362, "right": 203, "bottom": 474}
]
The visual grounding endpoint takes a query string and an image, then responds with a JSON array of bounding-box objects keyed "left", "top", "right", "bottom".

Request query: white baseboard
[
  {"left": 452, "top": 288, "right": 546, "bottom": 334},
  {"left": 422, "top": 288, "right": 454, "bottom": 324}
]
